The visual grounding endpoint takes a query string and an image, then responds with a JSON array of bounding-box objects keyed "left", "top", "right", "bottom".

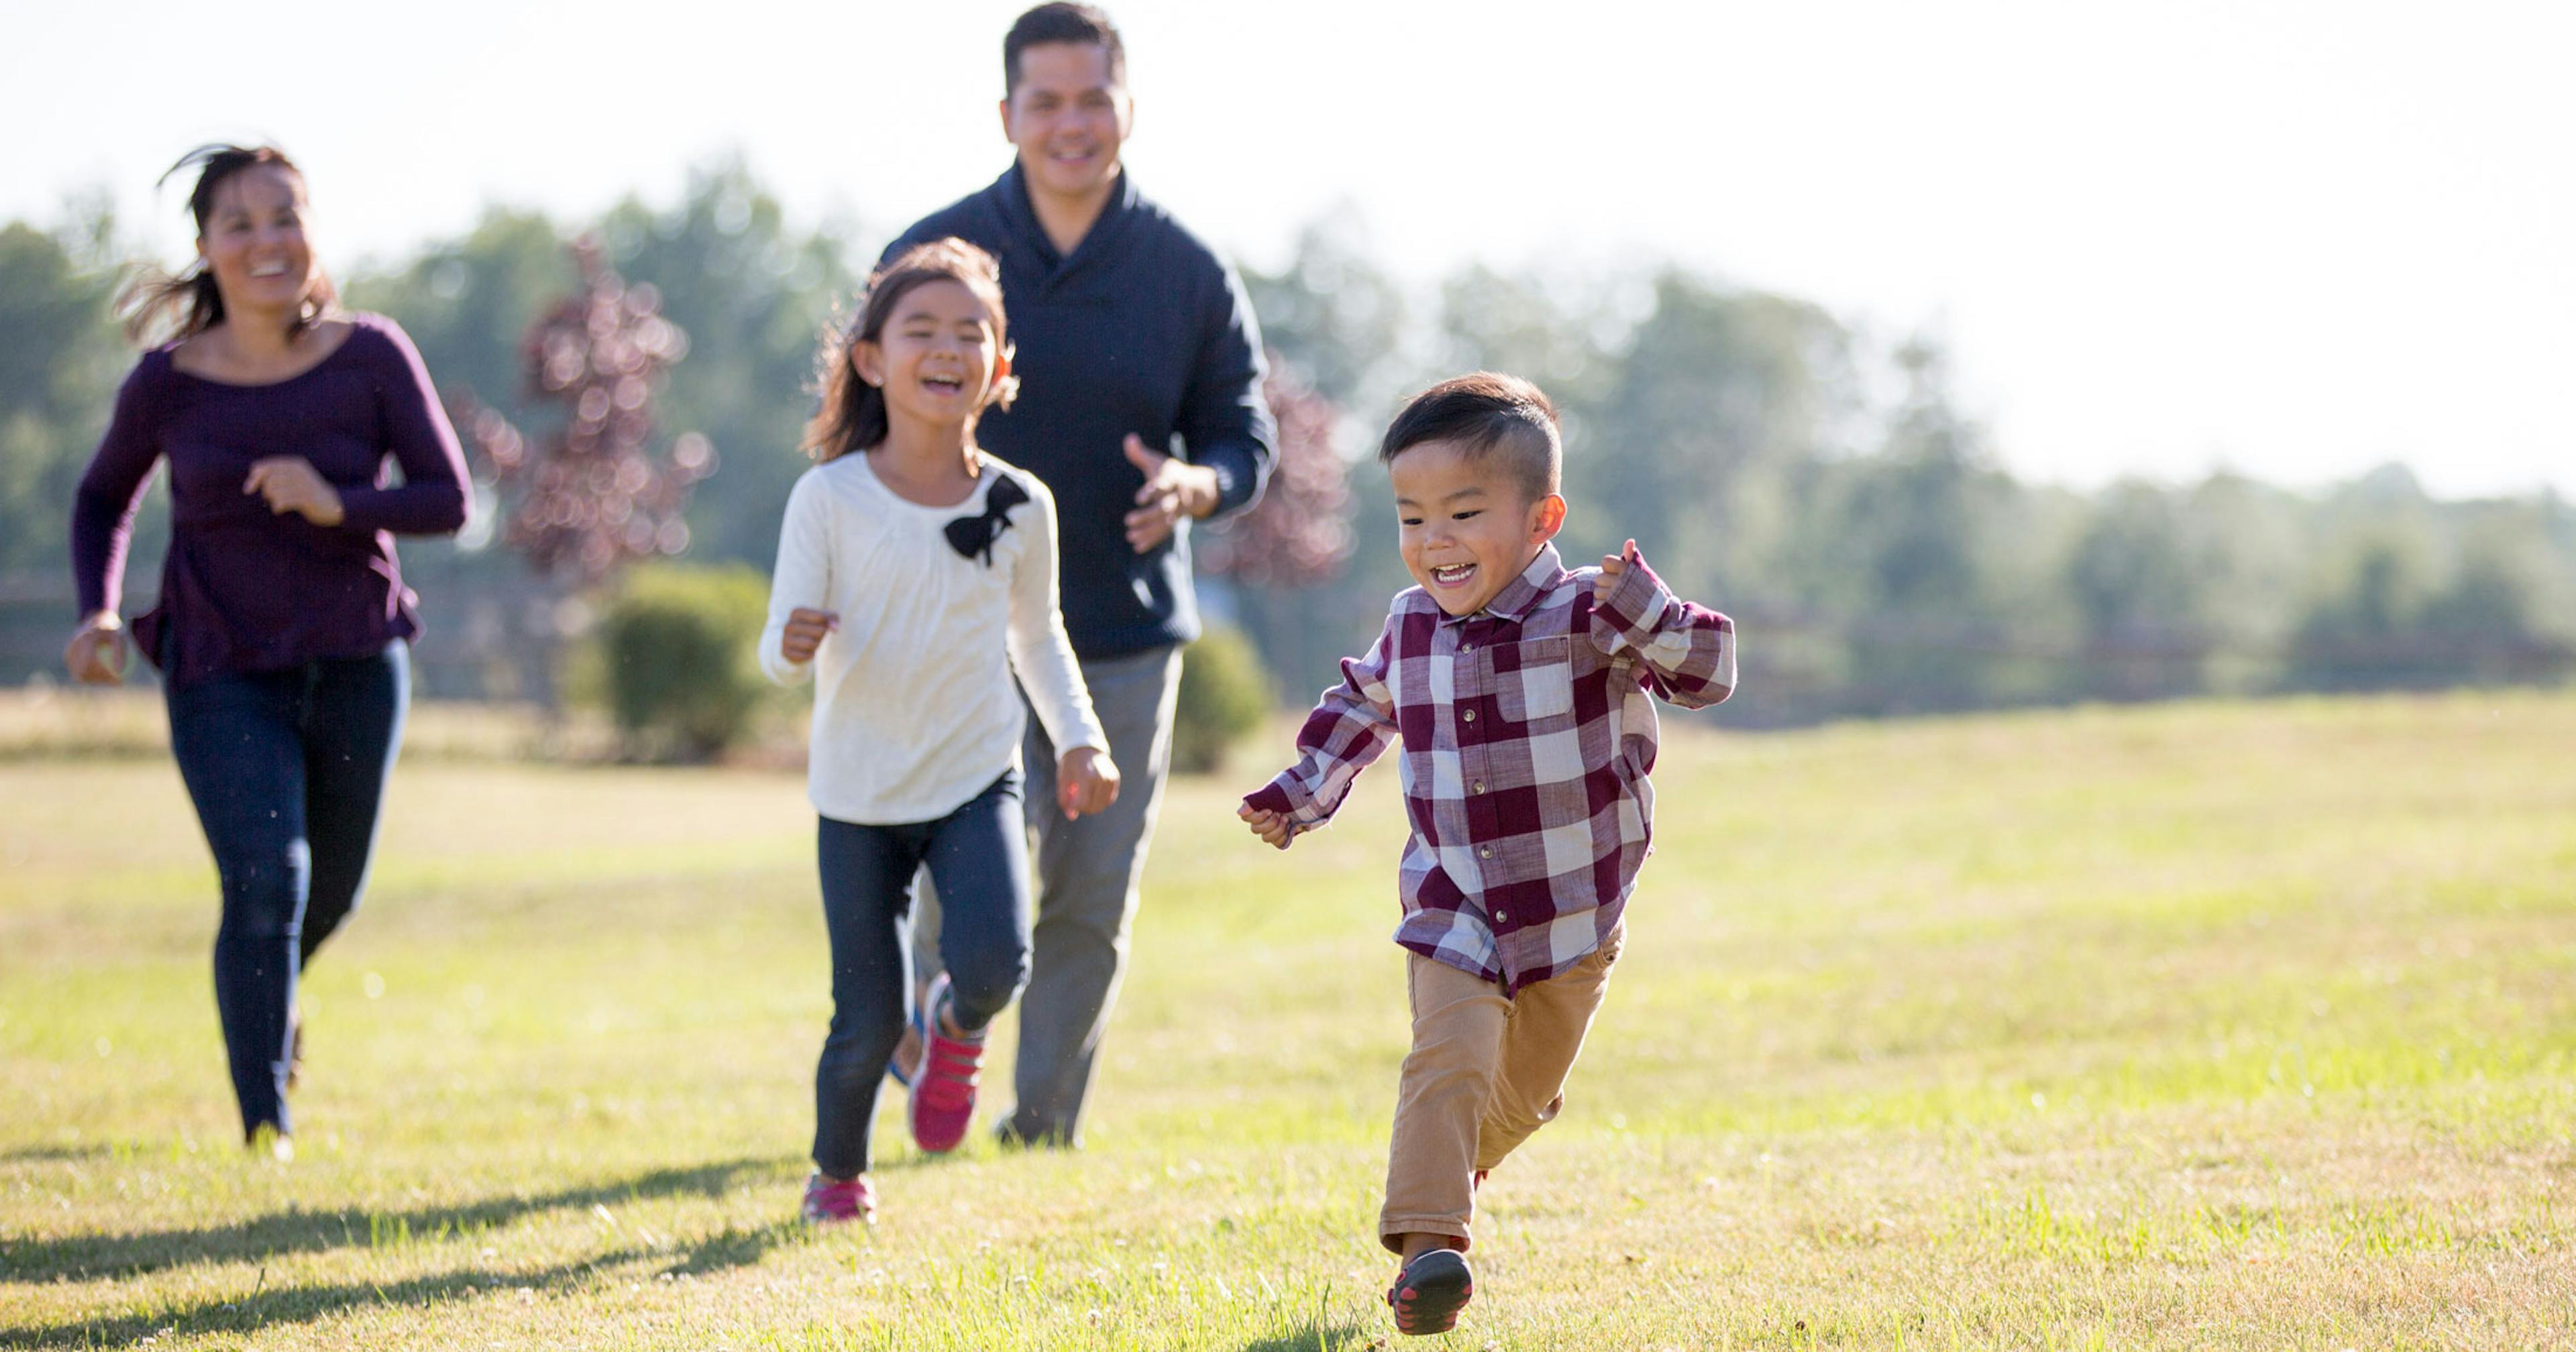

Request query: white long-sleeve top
[{"left": 759, "top": 451, "right": 1106, "bottom": 824}]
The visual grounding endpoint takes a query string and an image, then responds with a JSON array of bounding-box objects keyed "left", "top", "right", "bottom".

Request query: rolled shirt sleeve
[{"left": 1587, "top": 549, "right": 1737, "bottom": 710}]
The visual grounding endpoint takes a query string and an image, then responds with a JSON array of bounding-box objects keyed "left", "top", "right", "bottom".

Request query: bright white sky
[{"left": 6, "top": 0, "right": 2570, "bottom": 498}]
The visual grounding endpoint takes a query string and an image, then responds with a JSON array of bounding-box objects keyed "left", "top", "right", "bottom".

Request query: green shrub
[
  {"left": 588, "top": 562, "right": 771, "bottom": 762},
  {"left": 1170, "top": 624, "right": 1275, "bottom": 776}
]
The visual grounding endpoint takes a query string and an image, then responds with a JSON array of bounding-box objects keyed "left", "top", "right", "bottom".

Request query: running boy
[{"left": 1238, "top": 372, "right": 1735, "bottom": 1336}]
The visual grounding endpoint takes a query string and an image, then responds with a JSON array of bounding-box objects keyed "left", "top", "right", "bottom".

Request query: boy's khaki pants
[{"left": 1379, "top": 924, "right": 1622, "bottom": 1253}]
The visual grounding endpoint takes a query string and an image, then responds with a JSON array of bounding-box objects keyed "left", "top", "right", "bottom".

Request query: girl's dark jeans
[
  {"left": 164, "top": 642, "right": 408, "bottom": 1139},
  {"left": 813, "top": 770, "right": 1032, "bottom": 1178}
]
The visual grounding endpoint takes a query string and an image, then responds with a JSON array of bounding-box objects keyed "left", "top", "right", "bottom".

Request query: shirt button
[
  {"left": 1473, "top": 781, "right": 1487, "bottom": 794},
  {"left": 1462, "top": 710, "right": 1477, "bottom": 723},
  {"left": 1479, "top": 846, "right": 1494, "bottom": 859},
  {"left": 1495, "top": 911, "right": 1509, "bottom": 923},
  {"left": 1462, "top": 643, "right": 1474, "bottom": 653}
]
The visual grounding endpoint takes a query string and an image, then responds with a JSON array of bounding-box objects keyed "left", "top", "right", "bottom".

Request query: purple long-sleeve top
[{"left": 69, "top": 312, "right": 471, "bottom": 686}]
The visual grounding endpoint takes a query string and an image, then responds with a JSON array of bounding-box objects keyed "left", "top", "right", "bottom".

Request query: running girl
[{"left": 760, "top": 238, "right": 1118, "bottom": 1225}]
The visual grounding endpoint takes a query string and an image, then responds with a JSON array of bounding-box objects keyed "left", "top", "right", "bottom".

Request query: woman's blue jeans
[{"left": 164, "top": 642, "right": 408, "bottom": 1138}]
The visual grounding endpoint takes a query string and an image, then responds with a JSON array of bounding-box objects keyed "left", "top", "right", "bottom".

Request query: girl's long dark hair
[
  {"left": 117, "top": 144, "right": 338, "bottom": 345},
  {"left": 803, "top": 237, "right": 1018, "bottom": 463}
]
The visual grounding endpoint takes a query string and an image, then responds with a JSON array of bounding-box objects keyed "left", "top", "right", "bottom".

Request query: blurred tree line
[{"left": 2, "top": 164, "right": 2569, "bottom": 724}]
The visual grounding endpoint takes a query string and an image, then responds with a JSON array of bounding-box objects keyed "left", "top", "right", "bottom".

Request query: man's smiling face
[{"left": 1002, "top": 42, "right": 1131, "bottom": 207}]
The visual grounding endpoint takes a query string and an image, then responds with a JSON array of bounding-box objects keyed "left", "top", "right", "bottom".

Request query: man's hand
[
  {"left": 63, "top": 612, "right": 127, "bottom": 685},
  {"left": 1237, "top": 803, "right": 1295, "bottom": 851},
  {"left": 779, "top": 608, "right": 838, "bottom": 664},
  {"left": 1122, "top": 435, "right": 1222, "bottom": 553},
  {"left": 1593, "top": 539, "right": 1641, "bottom": 606},
  {"left": 244, "top": 457, "right": 346, "bottom": 526},
  {"left": 1057, "top": 746, "right": 1122, "bottom": 820}
]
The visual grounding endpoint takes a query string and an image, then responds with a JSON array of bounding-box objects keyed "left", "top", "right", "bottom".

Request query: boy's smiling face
[{"left": 1389, "top": 438, "right": 1568, "bottom": 618}]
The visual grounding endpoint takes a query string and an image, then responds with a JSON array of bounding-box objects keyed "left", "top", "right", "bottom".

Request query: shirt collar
[
  {"left": 1445, "top": 544, "right": 1565, "bottom": 626},
  {"left": 998, "top": 161, "right": 1139, "bottom": 270}
]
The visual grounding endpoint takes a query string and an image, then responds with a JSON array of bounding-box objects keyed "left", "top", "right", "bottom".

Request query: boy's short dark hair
[
  {"left": 1379, "top": 372, "right": 1562, "bottom": 505},
  {"left": 1005, "top": 3, "right": 1126, "bottom": 93}
]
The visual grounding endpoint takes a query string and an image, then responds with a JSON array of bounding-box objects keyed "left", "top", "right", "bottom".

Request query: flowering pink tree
[
  {"left": 1199, "top": 357, "right": 1351, "bottom": 587},
  {"left": 1185, "top": 355, "right": 1360, "bottom": 718},
  {"left": 453, "top": 236, "right": 714, "bottom": 582}
]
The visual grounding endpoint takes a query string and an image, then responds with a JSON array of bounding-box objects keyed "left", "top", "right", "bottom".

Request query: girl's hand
[
  {"left": 1057, "top": 746, "right": 1122, "bottom": 820},
  {"left": 64, "top": 612, "right": 127, "bottom": 685},
  {"left": 780, "top": 608, "right": 838, "bottom": 664},
  {"left": 1237, "top": 803, "right": 1294, "bottom": 851},
  {"left": 244, "top": 457, "right": 346, "bottom": 526},
  {"left": 1593, "top": 538, "right": 1640, "bottom": 605}
]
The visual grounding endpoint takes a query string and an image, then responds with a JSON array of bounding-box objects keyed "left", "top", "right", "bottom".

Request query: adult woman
[{"left": 65, "top": 144, "right": 470, "bottom": 1158}]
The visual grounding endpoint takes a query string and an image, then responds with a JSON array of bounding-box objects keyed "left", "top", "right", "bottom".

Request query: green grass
[{"left": 3, "top": 690, "right": 2573, "bottom": 1349}]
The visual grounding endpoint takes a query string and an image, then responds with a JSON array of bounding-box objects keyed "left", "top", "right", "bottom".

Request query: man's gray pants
[{"left": 912, "top": 644, "right": 1180, "bottom": 1145}]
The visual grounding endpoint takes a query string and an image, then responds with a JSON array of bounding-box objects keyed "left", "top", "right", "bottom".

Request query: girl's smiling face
[
  {"left": 197, "top": 164, "right": 319, "bottom": 319},
  {"left": 855, "top": 278, "right": 1012, "bottom": 427},
  {"left": 1389, "top": 438, "right": 1568, "bottom": 617}
]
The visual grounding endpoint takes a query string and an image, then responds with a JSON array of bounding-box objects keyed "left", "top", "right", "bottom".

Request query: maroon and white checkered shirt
[{"left": 1244, "top": 543, "right": 1735, "bottom": 993}]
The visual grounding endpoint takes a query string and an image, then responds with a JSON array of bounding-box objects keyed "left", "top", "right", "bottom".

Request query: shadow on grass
[
  {"left": 660, "top": 1218, "right": 798, "bottom": 1278},
  {"left": 0, "top": 1249, "right": 613, "bottom": 1349},
  {"left": 1240, "top": 1322, "right": 1374, "bottom": 1352},
  {"left": 0, "top": 1145, "right": 112, "bottom": 1165},
  {"left": 1, "top": 1212, "right": 801, "bottom": 1348},
  {"left": 0, "top": 1154, "right": 793, "bottom": 1286}
]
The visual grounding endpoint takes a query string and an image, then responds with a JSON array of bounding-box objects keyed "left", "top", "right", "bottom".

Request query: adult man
[{"left": 881, "top": 1, "right": 1276, "bottom": 1146}]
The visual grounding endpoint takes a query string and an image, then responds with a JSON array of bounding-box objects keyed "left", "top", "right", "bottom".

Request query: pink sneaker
[
  {"left": 908, "top": 974, "right": 985, "bottom": 1154},
  {"left": 800, "top": 1172, "right": 876, "bottom": 1225}
]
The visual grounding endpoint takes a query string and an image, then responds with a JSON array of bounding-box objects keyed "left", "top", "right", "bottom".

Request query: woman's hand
[
  {"left": 1236, "top": 803, "right": 1295, "bottom": 850},
  {"left": 779, "top": 608, "right": 838, "bottom": 664},
  {"left": 64, "top": 612, "right": 127, "bottom": 685},
  {"left": 1057, "top": 746, "right": 1122, "bottom": 820},
  {"left": 244, "top": 457, "right": 345, "bottom": 526}
]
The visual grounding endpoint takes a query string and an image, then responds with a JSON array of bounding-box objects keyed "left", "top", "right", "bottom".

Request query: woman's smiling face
[{"left": 197, "top": 164, "right": 319, "bottom": 319}]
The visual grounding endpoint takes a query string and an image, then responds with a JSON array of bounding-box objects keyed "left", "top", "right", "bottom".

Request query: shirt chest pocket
[{"left": 1491, "top": 636, "right": 1574, "bottom": 726}]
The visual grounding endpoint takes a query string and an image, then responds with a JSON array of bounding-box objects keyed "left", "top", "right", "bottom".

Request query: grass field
[{"left": 3, "top": 690, "right": 2573, "bottom": 1349}]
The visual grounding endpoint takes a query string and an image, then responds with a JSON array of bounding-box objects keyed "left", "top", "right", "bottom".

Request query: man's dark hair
[
  {"left": 1379, "top": 372, "right": 1562, "bottom": 505},
  {"left": 1005, "top": 3, "right": 1126, "bottom": 93}
]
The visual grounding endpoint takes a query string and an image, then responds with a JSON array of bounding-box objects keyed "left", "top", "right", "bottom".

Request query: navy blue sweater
[{"left": 883, "top": 164, "right": 1275, "bottom": 659}]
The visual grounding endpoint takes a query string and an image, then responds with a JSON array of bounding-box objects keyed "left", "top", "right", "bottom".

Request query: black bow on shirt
[{"left": 944, "top": 473, "right": 1030, "bottom": 566}]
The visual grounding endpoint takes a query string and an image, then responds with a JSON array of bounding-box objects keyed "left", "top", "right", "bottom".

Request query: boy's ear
[{"left": 1528, "top": 493, "right": 1568, "bottom": 543}]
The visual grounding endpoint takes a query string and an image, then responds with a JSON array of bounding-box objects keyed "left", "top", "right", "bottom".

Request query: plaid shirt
[{"left": 1244, "top": 543, "right": 1735, "bottom": 993}]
